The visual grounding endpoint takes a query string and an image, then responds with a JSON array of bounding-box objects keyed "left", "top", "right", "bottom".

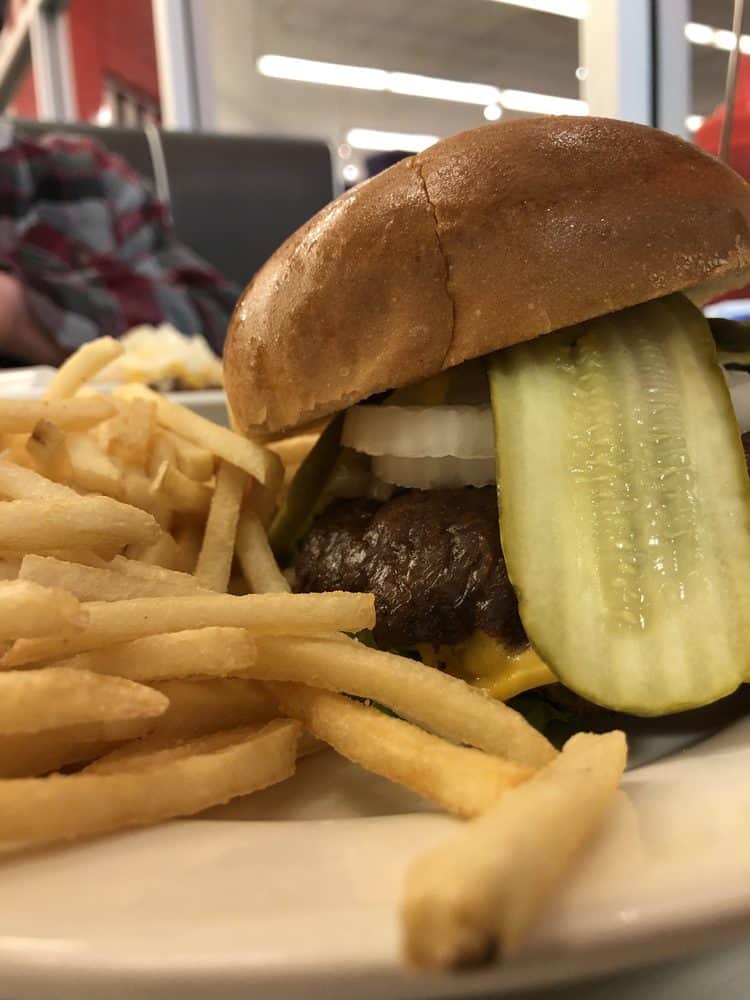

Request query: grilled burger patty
[{"left": 296, "top": 486, "right": 527, "bottom": 650}]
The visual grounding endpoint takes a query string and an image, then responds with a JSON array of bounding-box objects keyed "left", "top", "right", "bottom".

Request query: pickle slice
[
  {"left": 268, "top": 413, "right": 344, "bottom": 566},
  {"left": 489, "top": 294, "right": 750, "bottom": 715}
]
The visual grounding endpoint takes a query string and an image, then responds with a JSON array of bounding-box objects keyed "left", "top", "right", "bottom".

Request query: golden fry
[
  {"left": 151, "top": 460, "right": 212, "bottom": 515},
  {"left": 403, "top": 732, "right": 627, "bottom": 968},
  {"left": 271, "top": 682, "right": 533, "bottom": 817},
  {"left": 0, "top": 396, "right": 115, "bottom": 432},
  {"left": 3, "top": 591, "right": 375, "bottom": 666},
  {"left": 0, "top": 458, "right": 74, "bottom": 500},
  {"left": 44, "top": 337, "right": 123, "bottom": 399},
  {"left": 195, "top": 461, "right": 246, "bottom": 591},
  {"left": 0, "top": 579, "right": 85, "bottom": 638},
  {"left": 0, "top": 497, "right": 159, "bottom": 552},
  {"left": 251, "top": 636, "right": 556, "bottom": 769},
  {"left": 236, "top": 507, "right": 290, "bottom": 593},
  {"left": 164, "top": 431, "right": 214, "bottom": 481},
  {"left": 125, "top": 530, "right": 191, "bottom": 572},
  {"left": 103, "top": 397, "right": 156, "bottom": 466},
  {"left": 0, "top": 720, "right": 299, "bottom": 846},
  {"left": 0, "top": 730, "right": 119, "bottom": 779},
  {"left": 19, "top": 554, "right": 205, "bottom": 601},
  {"left": 107, "top": 554, "right": 208, "bottom": 592},
  {"left": 52, "top": 627, "right": 256, "bottom": 682},
  {"left": 26, "top": 420, "right": 72, "bottom": 482},
  {"left": 0, "top": 667, "right": 168, "bottom": 736},
  {"left": 128, "top": 677, "right": 278, "bottom": 745}
]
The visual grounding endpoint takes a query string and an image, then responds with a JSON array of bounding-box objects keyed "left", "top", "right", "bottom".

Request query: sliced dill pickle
[
  {"left": 268, "top": 413, "right": 344, "bottom": 566},
  {"left": 489, "top": 293, "right": 750, "bottom": 715}
]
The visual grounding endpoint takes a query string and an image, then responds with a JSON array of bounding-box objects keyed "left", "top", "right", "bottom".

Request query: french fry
[
  {"left": 0, "top": 458, "right": 75, "bottom": 500},
  {"left": 3, "top": 592, "right": 375, "bottom": 666},
  {"left": 0, "top": 497, "right": 159, "bottom": 552},
  {"left": 116, "top": 384, "right": 281, "bottom": 486},
  {"left": 403, "top": 731, "right": 627, "bottom": 967},
  {"left": 250, "top": 479, "right": 280, "bottom": 529},
  {"left": 0, "top": 396, "right": 115, "bottom": 432},
  {"left": 0, "top": 667, "right": 168, "bottom": 736},
  {"left": 165, "top": 431, "right": 214, "bottom": 481},
  {"left": 64, "top": 433, "right": 123, "bottom": 498},
  {"left": 19, "top": 555, "right": 207, "bottom": 602},
  {"left": 0, "top": 731, "right": 119, "bottom": 779},
  {"left": 148, "top": 431, "right": 177, "bottom": 479},
  {"left": 41, "top": 549, "right": 110, "bottom": 568},
  {"left": 120, "top": 468, "right": 173, "bottom": 528},
  {"left": 151, "top": 460, "right": 212, "bottom": 515},
  {"left": 26, "top": 420, "right": 72, "bottom": 482},
  {"left": 45, "top": 336, "right": 123, "bottom": 399},
  {"left": 236, "top": 506, "right": 290, "bottom": 593},
  {"left": 268, "top": 433, "right": 319, "bottom": 468},
  {"left": 107, "top": 554, "right": 208, "bottom": 593},
  {"left": 195, "top": 461, "right": 246, "bottom": 591},
  {"left": 250, "top": 636, "right": 556, "bottom": 769},
  {"left": 51, "top": 627, "right": 256, "bottom": 682},
  {"left": 172, "top": 516, "right": 204, "bottom": 572},
  {"left": 0, "top": 580, "right": 85, "bottom": 638},
  {"left": 85, "top": 724, "right": 278, "bottom": 775},
  {"left": 271, "top": 682, "right": 533, "bottom": 818},
  {"left": 131, "top": 678, "right": 278, "bottom": 744},
  {"left": 125, "top": 531, "right": 191, "bottom": 572},
  {"left": 102, "top": 397, "right": 156, "bottom": 466},
  {"left": 0, "top": 719, "right": 299, "bottom": 846}
]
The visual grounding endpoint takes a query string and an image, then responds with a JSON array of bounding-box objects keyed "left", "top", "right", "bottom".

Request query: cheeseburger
[{"left": 225, "top": 116, "right": 750, "bottom": 722}]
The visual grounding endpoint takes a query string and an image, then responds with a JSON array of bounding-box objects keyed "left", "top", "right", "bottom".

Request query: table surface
[{"left": 514, "top": 938, "right": 750, "bottom": 1000}]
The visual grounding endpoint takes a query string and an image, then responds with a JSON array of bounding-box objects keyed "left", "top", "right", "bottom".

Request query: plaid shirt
[{"left": 0, "top": 133, "right": 239, "bottom": 361}]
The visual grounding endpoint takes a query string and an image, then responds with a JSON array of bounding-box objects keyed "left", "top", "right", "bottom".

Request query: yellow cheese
[
  {"left": 418, "top": 631, "right": 557, "bottom": 702},
  {"left": 387, "top": 370, "right": 452, "bottom": 406}
]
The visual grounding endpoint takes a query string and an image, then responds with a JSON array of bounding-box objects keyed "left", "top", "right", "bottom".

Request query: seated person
[{"left": 0, "top": 132, "right": 239, "bottom": 365}]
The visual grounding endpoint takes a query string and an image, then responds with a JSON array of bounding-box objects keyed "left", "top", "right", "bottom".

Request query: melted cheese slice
[{"left": 419, "top": 631, "right": 557, "bottom": 702}]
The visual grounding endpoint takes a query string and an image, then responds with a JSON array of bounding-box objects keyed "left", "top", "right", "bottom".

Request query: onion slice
[
  {"left": 373, "top": 455, "right": 496, "bottom": 490},
  {"left": 342, "top": 405, "right": 494, "bottom": 459}
]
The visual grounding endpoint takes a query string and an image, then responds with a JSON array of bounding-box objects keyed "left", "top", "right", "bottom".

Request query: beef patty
[{"left": 295, "top": 486, "right": 526, "bottom": 650}]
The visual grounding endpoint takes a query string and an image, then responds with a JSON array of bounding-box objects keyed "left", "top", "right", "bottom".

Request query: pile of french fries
[{"left": 0, "top": 337, "right": 627, "bottom": 970}]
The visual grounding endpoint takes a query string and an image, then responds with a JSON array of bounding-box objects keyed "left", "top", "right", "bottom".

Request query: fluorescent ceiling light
[
  {"left": 686, "top": 114, "right": 705, "bottom": 133},
  {"left": 500, "top": 89, "right": 587, "bottom": 115},
  {"left": 684, "top": 21, "right": 750, "bottom": 53},
  {"left": 684, "top": 22, "right": 715, "bottom": 45},
  {"left": 484, "top": 0, "right": 587, "bottom": 17},
  {"left": 258, "top": 54, "right": 585, "bottom": 117},
  {"left": 388, "top": 72, "right": 500, "bottom": 105},
  {"left": 256, "top": 54, "right": 387, "bottom": 91},
  {"left": 347, "top": 128, "right": 438, "bottom": 152}
]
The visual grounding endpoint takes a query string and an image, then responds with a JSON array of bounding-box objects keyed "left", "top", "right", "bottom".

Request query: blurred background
[{"left": 0, "top": 0, "right": 745, "bottom": 367}]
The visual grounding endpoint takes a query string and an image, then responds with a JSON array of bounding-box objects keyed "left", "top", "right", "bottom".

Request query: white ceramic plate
[
  {"left": 2, "top": 705, "right": 750, "bottom": 1000},
  {"left": 0, "top": 367, "right": 229, "bottom": 425}
]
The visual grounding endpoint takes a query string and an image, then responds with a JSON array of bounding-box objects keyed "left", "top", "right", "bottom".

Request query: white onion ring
[
  {"left": 342, "top": 404, "right": 494, "bottom": 459},
  {"left": 372, "top": 454, "right": 496, "bottom": 489}
]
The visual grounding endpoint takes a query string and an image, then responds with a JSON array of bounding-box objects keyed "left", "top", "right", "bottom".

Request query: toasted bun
[{"left": 225, "top": 116, "right": 750, "bottom": 435}]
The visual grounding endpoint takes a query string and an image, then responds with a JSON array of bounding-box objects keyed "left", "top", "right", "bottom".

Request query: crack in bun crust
[{"left": 225, "top": 116, "right": 750, "bottom": 435}]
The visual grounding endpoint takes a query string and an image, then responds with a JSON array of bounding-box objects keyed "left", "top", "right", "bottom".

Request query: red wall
[
  {"left": 12, "top": 70, "right": 36, "bottom": 119},
  {"left": 68, "top": 0, "right": 159, "bottom": 120},
  {"left": 9, "top": 0, "right": 159, "bottom": 121}
]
